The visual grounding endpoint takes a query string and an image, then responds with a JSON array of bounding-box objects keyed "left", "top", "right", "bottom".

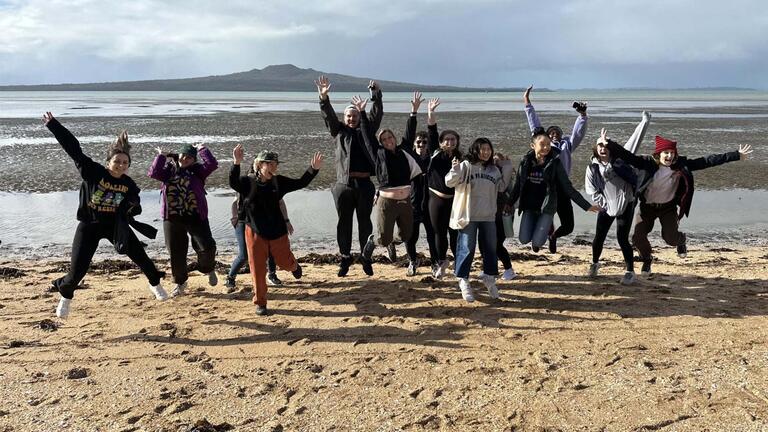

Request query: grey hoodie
[{"left": 445, "top": 159, "right": 514, "bottom": 222}]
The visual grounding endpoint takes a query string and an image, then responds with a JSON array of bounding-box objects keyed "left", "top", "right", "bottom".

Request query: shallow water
[{"left": 0, "top": 188, "right": 766, "bottom": 261}]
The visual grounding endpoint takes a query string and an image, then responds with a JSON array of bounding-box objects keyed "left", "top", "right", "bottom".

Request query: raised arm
[
  {"left": 229, "top": 144, "right": 250, "bottom": 194},
  {"left": 353, "top": 95, "right": 379, "bottom": 161},
  {"left": 523, "top": 85, "right": 542, "bottom": 132},
  {"left": 426, "top": 98, "right": 440, "bottom": 154},
  {"left": 275, "top": 152, "right": 324, "bottom": 195},
  {"left": 605, "top": 139, "right": 657, "bottom": 172},
  {"left": 400, "top": 91, "right": 423, "bottom": 152},
  {"left": 316, "top": 75, "right": 342, "bottom": 137},
  {"left": 194, "top": 144, "right": 219, "bottom": 179},
  {"left": 623, "top": 111, "right": 651, "bottom": 154},
  {"left": 368, "top": 80, "right": 384, "bottom": 131},
  {"left": 43, "top": 112, "right": 100, "bottom": 178},
  {"left": 686, "top": 145, "right": 750, "bottom": 172},
  {"left": 567, "top": 101, "right": 588, "bottom": 151},
  {"left": 147, "top": 150, "right": 174, "bottom": 182}
]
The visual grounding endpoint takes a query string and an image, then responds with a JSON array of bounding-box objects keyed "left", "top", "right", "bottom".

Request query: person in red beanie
[{"left": 604, "top": 135, "right": 752, "bottom": 276}]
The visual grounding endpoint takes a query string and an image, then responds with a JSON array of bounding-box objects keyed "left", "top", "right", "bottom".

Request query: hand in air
[
  {"left": 42, "top": 112, "right": 55, "bottom": 125},
  {"left": 739, "top": 144, "right": 753, "bottom": 160},
  {"left": 411, "top": 91, "right": 424, "bottom": 112},
  {"left": 233, "top": 144, "right": 244, "bottom": 164},
  {"left": 314, "top": 75, "right": 331, "bottom": 100},
  {"left": 311, "top": 151, "right": 324, "bottom": 170},
  {"left": 350, "top": 94, "right": 368, "bottom": 112}
]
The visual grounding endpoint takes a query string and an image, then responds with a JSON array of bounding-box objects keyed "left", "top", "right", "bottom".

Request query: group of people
[{"left": 43, "top": 78, "right": 753, "bottom": 318}]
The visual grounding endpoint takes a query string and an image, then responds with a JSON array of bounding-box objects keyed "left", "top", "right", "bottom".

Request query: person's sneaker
[
  {"left": 458, "top": 278, "right": 475, "bottom": 303},
  {"left": 641, "top": 260, "right": 652, "bottom": 277},
  {"left": 171, "top": 282, "right": 187, "bottom": 297},
  {"left": 267, "top": 272, "right": 283, "bottom": 286},
  {"left": 531, "top": 245, "right": 540, "bottom": 253},
  {"left": 386, "top": 243, "right": 397, "bottom": 262},
  {"left": 291, "top": 263, "right": 303, "bottom": 280},
  {"left": 548, "top": 236, "right": 557, "bottom": 254},
  {"left": 223, "top": 277, "right": 237, "bottom": 294},
  {"left": 588, "top": 262, "right": 600, "bottom": 278},
  {"left": 434, "top": 260, "right": 450, "bottom": 279},
  {"left": 338, "top": 256, "right": 353, "bottom": 277},
  {"left": 406, "top": 260, "right": 417, "bottom": 277},
  {"left": 255, "top": 305, "right": 270, "bottom": 316},
  {"left": 620, "top": 271, "right": 637, "bottom": 285},
  {"left": 431, "top": 262, "right": 439, "bottom": 277},
  {"left": 677, "top": 242, "right": 688, "bottom": 258},
  {"left": 502, "top": 268, "right": 517, "bottom": 280},
  {"left": 361, "top": 258, "right": 374, "bottom": 276},
  {"left": 56, "top": 297, "right": 71, "bottom": 319},
  {"left": 482, "top": 274, "right": 499, "bottom": 299},
  {"left": 207, "top": 271, "right": 218, "bottom": 287},
  {"left": 362, "top": 234, "right": 376, "bottom": 261},
  {"left": 149, "top": 282, "right": 169, "bottom": 300}
]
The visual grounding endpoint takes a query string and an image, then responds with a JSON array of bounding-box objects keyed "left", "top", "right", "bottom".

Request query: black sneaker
[
  {"left": 338, "top": 256, "right": 353, "bottom": 277},
  {"left": 548, "top": 236, "right": 557, "bottom": 254},
  {"left": 362, "top": 234, "right": 376, "bottom": 261},
  {"left": 386, "top": 243, "right": 397, "bottom": 262},
  {"left": 677, "top": 242, "right": 687, "bottom": 258},
  {"left": 255, "top": 305, "right": 270, "bottom": 316},
  {"left": 223, "top": 276, "right": 237, "bottom": 294},
  {"left": 361, "top": 258, "right": 374, "bottom": 276},
  {"left": 291, "top": 263, "right": 303, "bottom": 280},
  {"left": 641, "top": 259, "right": 652, "bottom": 276},
  {"left": 267, "top": 272, "right": 283, "bottom": 286}
]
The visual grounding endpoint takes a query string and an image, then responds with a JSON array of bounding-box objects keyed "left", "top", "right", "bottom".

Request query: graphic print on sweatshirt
[
  {"left": 166, "top": 171, "right": 198, "bottom": 217},
  {"left": 89, "top": 178, "right": 128, "bottom": 214}
]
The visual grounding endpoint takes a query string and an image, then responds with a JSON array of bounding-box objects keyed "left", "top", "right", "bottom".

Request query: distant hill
[{"left": 0, "top": 64, "right": 528, "bottom": 92}]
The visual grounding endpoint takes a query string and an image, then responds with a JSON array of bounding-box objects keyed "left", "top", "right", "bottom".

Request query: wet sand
[{"left": 2, "top": 245, "right": 768, "bottom": 431}]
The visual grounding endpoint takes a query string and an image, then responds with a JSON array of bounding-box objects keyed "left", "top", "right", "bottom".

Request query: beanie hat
[
  {"left": 654, "top": 135, "right": 677, "bottom": 154},
  {"left": 179, "top": 144, "right": 197, "bottom": 159}
]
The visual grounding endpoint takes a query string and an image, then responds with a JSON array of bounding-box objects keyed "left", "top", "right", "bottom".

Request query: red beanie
[{"left": 654, "top": 135, "right": 677, "bottom": 154}]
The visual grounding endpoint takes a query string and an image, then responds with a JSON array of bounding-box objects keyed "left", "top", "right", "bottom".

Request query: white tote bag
[{"left": 449, "top": 161, "right": 472, "bottom": 230}]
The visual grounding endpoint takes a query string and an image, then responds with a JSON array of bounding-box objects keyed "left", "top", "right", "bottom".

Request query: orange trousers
[{"left": 244, "top": 226, "right": 298, "bottom": 307}]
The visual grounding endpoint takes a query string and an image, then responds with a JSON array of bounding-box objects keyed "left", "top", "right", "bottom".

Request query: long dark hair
[
  {"left": 106, "top": 130, "right": 131, "bottom": 165},
  {"left": 466, "top": 137, "right": 494, "bottom": 167},
  {"left": 439, "top": 129, "right": 461, "bottom": 158}
]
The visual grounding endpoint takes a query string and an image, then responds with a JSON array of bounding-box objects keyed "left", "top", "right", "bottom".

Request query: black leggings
[
  {"left": 54, "top": 221, "right": 163, "bottom": 299},
  {"left": 428, "top": 191, "right": 457, "bottom": 261},
  {"left": 552, "top": 183, "right": 575, "bottom": 239},
  {"left": 495, "top": 214, "right": 512, "bottom": 270},
  {"left": 592, "top": 202, "right": 635, "bottom": 272},
  {"left": 331, "top": 178, "right": 375, "bottom": 257},
  {"left": 406, "top": 209, "right": 437, "bottom": 264}
]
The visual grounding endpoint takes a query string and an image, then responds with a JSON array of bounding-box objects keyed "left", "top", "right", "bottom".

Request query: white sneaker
[
  {"left": 435, "top": 260, "right": 450, "bottom": 280},
  {"left": 502, "top": 268, "right": 517, "bottom": 280},
  {"left": 620, "top": 271, "right": 637, "bottom": 285},
  {"left": 482, "top": 274, "right": 499, "bottom": 299},
  {"left": 56, "top": 297, "right": 71, "bottom": 319},
  {"left": 208, "top": 271, "right": 218, "bottom": 287},
  {"left": 588, "top": 262, "right": 600, "bottom": 278},
  {"left": 149, "top": 283, "right": 169, "bottom": 301},
  {"left": 171, "top": 282, "right": 187, "bottom": 297},
  {"left": 458, "top": 278, "right": 475, "bottom": 303}
]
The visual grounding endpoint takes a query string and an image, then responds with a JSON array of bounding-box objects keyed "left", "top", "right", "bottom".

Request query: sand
[{"left": 2, "top": 245, "right": 768, "bottom": 431}]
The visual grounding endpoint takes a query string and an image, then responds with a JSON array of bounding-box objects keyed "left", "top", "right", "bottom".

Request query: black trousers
[
  {"left": 495, "top": 214, "right": 513, "bottom": 270},
  {"left": 592, "top": 202, "right": 636, "bottom": 272},
  {"left": 164, "top": 217, "right": 217, "bottom": 284},
  {"left": 405, "top": 207, "right": 437, "bottom": 264},
  {"left": 331, "top": 178, "right": 375, "bottom": 257},
  {"left": 428, "top": 190, "right": 458, "bottom": 261},
  {"left": 551, "top": 183, "right": 575, "bottom": 239},
  {"left": 54, "top": 221, "right": 163, "bottom": 299}
]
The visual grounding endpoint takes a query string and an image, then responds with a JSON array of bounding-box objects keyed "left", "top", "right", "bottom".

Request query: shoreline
[{"left": 2, "top": 245, "right": 768, "bottom": 430}]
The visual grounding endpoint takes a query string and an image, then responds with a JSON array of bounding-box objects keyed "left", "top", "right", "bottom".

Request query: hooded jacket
[
  {"left": 445, "top": 159, "right": 514, "bottom": 222},
  {"left": 148, "top": 147, "right": 218, "bottom": 221},
  {"left": 524, "top": 103, "right": 587, "bottom": 176},
  {"left": 359, "top": 112, "right": 422, "bottom": 189}
]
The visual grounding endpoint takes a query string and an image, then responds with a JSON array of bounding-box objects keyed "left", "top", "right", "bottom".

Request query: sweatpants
[
  {"left": 406, "top": 209, "right": 437, "bottom": 265},
  {"left": 592, "top": 202, "right": 636, "bottom": 272},
  {"left": 374, "top": 196, "right": 413, "bottom": 247},
  {"left": 163, "top": 217, "right": 217, "bottom": 284},
  {"left": 331, "top": 178, "right": 375, "bottom": 258},
  {"left": 428, "top": 190, "right": 458, "bottom": 261},
  {"left": 54, "top": 221, "right": 163, "bottom": 299},
  {"left": 244, "top": 226, "right": 298, "bottom": 307},
  {"left": 632, "top": 200, "right": 686, "bottom": 262}
]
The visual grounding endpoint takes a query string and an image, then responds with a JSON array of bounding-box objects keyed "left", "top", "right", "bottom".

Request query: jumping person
[
  {"left": 148, "top": 144, "right": 219, "bottom": 296},
  {"left": 425, "top": 101, "right": 462, "bottom": 279},
  {"left": 43, "top": 112, "right": 167, "bottom": 318},
  {"left": 230, "top": 145, "right": 323, "bottom": 316},
  {"left": 585, "top": 112, "right": 651, "bottom": 285},
  {"left": 355, "top": 92, "right": 424, "bottom": 276},
  {"left": 523, "top": 85, "right": 588, "bottom": 253},
  {"left": 479, "top": 152, "right": 518, "bottom": 281},
  {"left": 604, "top": 134, "right": 753, "bottom": 276},
  {"left": 446, "top": 138, "right": 514, "bottom": 302},
  {"left": 507, "top": 128, "right": 600, "bottom": 252},
  {"left": 315, "top": 75, "right": 382, "bottom": 277}
]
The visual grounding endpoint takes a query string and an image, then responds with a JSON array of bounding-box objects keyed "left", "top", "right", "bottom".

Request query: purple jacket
[
  {"left": 524, "top": 103, "right": 587, "bottom": 176},
  {"left": 147, "top": 146, "right": 218, "bottom": 221}
]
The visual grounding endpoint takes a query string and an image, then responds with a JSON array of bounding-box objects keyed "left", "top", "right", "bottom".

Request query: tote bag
[{"left": 449, "top": 161, "right": 472, "bottom": 230}]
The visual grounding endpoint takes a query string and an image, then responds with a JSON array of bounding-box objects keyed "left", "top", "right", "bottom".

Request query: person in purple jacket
[
  {"left": 148, "top": 144, "right": 219, "bottom": 296},
  {"left": 523, "top": 85, "right": 588, "bottom": 253}
]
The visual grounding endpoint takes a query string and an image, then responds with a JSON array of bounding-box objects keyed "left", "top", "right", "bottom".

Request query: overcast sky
[{"left": 1, "top": 0, "right": 767, "bottom": 89}]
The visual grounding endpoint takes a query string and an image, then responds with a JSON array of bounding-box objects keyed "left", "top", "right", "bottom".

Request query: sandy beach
[{"left": 2, "top": 244, "right": 768, "bottom": 431}]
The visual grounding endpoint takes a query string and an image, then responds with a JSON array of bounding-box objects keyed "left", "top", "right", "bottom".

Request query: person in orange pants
[{"left": 230, "top": 145, "right": 323, "bottom": 315}]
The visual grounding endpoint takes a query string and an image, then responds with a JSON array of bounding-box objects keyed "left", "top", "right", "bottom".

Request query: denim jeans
[
  {"left": 454, "top": 221, "right": 498, "bottom": 279},
  {"left": 519, "top": 211, "right": 554, "bottom": 248}
]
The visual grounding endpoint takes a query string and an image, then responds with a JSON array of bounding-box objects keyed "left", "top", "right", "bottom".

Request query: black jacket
[
  {"left": 359, "top": 112, "right": 420, "bottom": 188},
  {"left": 506, "top": 149, "right": 592, "bottom": 215},
  {"left": 606, "top": 141, "right": 740, "bottom": 219},
  {"left": 425, "top": 124, "right": 461, "bottom": 196},
  {"left": 319, "top": 88, "right": 383, "bottom": 184}
]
